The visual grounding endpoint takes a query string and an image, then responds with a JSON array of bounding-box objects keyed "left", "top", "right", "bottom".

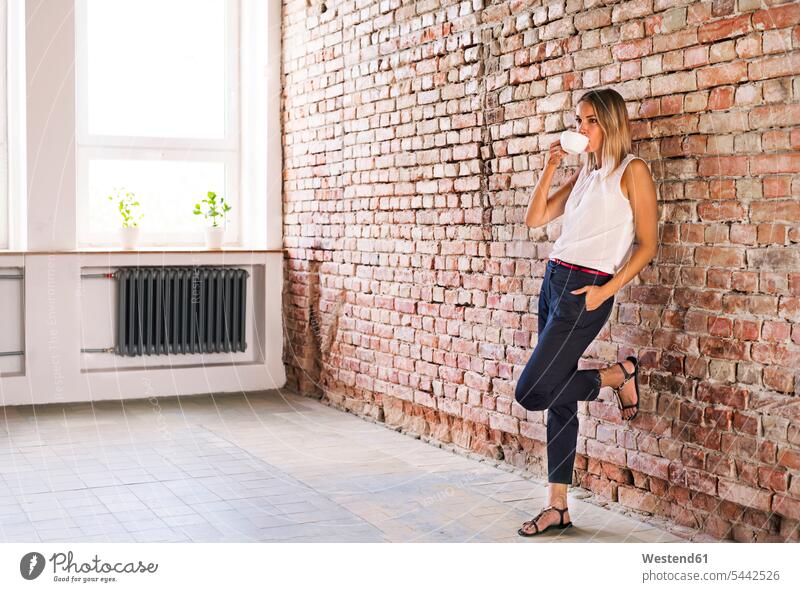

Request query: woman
[{"left": 514, "top": 88, "right": 659, "bottom": 536}]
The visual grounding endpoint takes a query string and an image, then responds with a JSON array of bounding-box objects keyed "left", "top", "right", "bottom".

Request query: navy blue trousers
[{"left": 514, "top": 259, "right": 615, "bottom": 484}]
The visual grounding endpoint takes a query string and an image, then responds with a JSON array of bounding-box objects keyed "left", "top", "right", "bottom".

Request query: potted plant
[
  {"left": 107, "top": 187, "right": 143, "bottom": 249},
  {"left": 193, "top": 191, "right": 232, "bottom": 249}
]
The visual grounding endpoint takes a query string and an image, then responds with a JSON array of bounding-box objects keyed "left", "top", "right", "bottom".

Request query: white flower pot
[
  {"left": 205, "top": 226, "right": 225, "bottom": 249},
  {"left": 119, "top": 227, "right": 140, "bottom": 250}
]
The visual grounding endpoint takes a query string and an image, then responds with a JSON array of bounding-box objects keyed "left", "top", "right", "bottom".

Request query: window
[
  {"left": 0, "top": 0, "right": 24, "bottom": 251},
  {"left": 76, "top": 0, "right": 240, "bottom": 246},
  {"left": 0, "top": 0, "right": 9, "bottom": 248}
]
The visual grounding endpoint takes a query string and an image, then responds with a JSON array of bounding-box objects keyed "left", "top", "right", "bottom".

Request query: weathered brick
[
  {"left": 762, "top": 321, "right": 791, "bottom": 342},
  {"left": 773, "top": 495, "right": 800, "bottom": 521},
  {"left": 618, "top": 485, "right": 660, "bottom": 513},
  {"left": 695, "top": 246, "right": 745, "bottom": 267},
  {"left": 697, "top": 61, "right": 749, "bottom": 88},
  {"left": 758, "top": 467, "right": 788, "bottom": 492},
  {"left": 697, "top": 201, "right": 745, "bottom": 221},
  {"left": 753, "top": 4, "right": 800, "bottom": 31},
  {"left": 777, "top": 448, "right": 800, "bottom": 471},
  {"left": 696, "top": 382, "right": 749, "bottom": 408},
  {"left": 698, "top": 14, "right": 752, "bottom": 43},
  {"left": 718, "top": 479, "right": 773, "bottom": 511},
  {"left": 627, "top": 451, "right": 671, "bottom": 480},
  {"left": 699, "top": 337, "right": 744, "bottom": 360}
]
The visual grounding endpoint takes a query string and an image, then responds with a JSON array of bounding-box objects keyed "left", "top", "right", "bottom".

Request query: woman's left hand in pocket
[{"left": 570, "top": 285, "right": 610, "bottom": 311}]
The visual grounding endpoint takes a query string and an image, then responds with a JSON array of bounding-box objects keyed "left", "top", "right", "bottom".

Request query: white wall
[
  {"left": 0, "top": 251, "right": 286, "bottom": 407},
  {"left": 0, "top": 0, "right": 286, "bottom": 406}
]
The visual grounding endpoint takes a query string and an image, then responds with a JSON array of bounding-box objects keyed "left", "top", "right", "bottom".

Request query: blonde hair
[{"left": 576, "top": 88, "right": 633, "bottom": 179}]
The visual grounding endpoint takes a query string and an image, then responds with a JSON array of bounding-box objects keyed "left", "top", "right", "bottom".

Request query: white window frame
[
  {"left": 0, "top": 0, "right": 26, "bottom": 251},
  {"left": 0, "top": 0, "right": 9, "bottom": 249},
  {"left": 6, "top": 0, "right": 26, "bottom": 251},
  {"left": 74, "top": 0, "right": 242, "bottom": 247}
]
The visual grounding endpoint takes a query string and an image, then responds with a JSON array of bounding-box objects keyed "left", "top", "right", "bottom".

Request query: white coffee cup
[{"left": 560, "top": 130, "right": 589, "bottom": 154}]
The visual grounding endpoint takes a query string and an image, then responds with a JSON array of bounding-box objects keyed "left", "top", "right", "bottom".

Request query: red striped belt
[{"left": 549, "top": 258, "right": 612, "bottom": 277}]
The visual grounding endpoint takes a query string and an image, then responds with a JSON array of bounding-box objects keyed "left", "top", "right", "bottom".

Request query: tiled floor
[{"left": 0, "top": 390, "right": 684, "bottom": 543}]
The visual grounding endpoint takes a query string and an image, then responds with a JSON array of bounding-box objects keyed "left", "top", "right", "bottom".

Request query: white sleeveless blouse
[{"left": 548, "top": 153, "right": 647, "bottom": 275}]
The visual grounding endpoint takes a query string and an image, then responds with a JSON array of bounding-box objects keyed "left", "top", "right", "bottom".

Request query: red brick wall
[{"left": 281, "top": 0, "right": 800, "bottom": 541}]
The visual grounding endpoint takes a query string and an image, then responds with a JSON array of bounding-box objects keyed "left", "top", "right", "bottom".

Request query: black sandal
[
  {"left": 611, "top": 355, "right": 639, "bottom": 421},
  {"left": 517, "top": 505, "right": 573, "bottom": 537}
]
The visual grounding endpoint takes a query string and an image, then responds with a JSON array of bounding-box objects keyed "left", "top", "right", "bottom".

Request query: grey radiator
[{"left": 115, "top": 267, "right": 248, "bottom": 357}]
